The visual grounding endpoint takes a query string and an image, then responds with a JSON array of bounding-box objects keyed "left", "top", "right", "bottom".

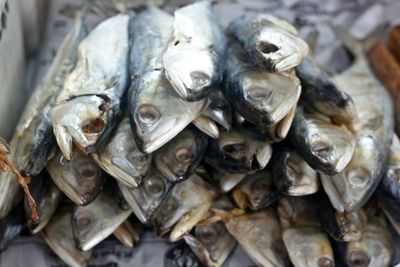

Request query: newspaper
[{"left": 1, "top": 0, "right": 400, "bottom": 266}]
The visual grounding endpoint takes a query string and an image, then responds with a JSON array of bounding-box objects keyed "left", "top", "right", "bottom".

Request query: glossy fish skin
[
  {"left": 295, "top": 56, "right": 357, "bottom": 123},
  {"left": 118, "top": 166, "right": 174, "bottom": 223},
  {"left": 184, "top": 222, "right": 236, "bottom": 267},
  {"left": 273, "top": 149, "right": 320, "bottom": 196},
  {"left": 380, "top": 134, "right": 400, "bottom": 201},
  {"left": 290, "top": 106, "right": 355, "bottom": 175},
  {"left": 204, "top": 128, "right": 272, "bottom": 174},
  {"left": 321, "top": 26, "right": 394, "bottom": 212},
  {"left": 228, "top": 14, "right": 308, "bottom": 72},
  {"left": 128, "top": 8, "right": 206, "bottom": 153},
  {"left": 317, "top": 195, "right": 366, "bottom": 242},
  {"left": 0, "top": 204, "right": 26, "bottom": 252},
  {"left": 13, "top": 14, "right": 87, "bottom": 177},
  {"left": 278, "top": 197, "right": 335, "bottom": 267},
  {"left": 232, "top": 169, "right": 280, "bottom": 211},
  {"left": 155, "top": 174, "right": 217, "bottom": 242},
  {"left": 202, "top": 89, "right": 232, "bottom": 130},
  {"left": 72, "top": 191, "right": 132, "bottom": 251},
  {"left": 224, "top": 38, "right": 301, "bottom": 126},
  {"left": 92, "top": 116, "right": 152, "bottom": 188},
  {"left": 113, "top": 217, "right": 144, "bottom": 248},
  {"left": 154, "top": 127, "right": 208, "bottom": 183},
  {"left": 47, "top": 149, "right": 105, "bottom": 206},
  {"left": 51, "top": 15, "right": 130, "bottom": 160},
  {"left": 378, "top": 192, "right": 400, "bottom": 236},
  {"left": 345, "top": 207, "right": 394, "bottom": 267},
  {"left": 192, "top": 115, "right": 219, "bottom": 139},
  {"left": 43, "top": 206, "right": 92, "bottom": 267},
  {"left": 210, "top": 167, "right": 247, "bottom": 193},
  {"left": 162, "top": 1, "right": 226, "bottom": 101},
  {"left": 225, "top": 208, "right": 289, "bottom": 267},
  {"left": 24, "top": 171, "right": 62, "bottom": 234}
]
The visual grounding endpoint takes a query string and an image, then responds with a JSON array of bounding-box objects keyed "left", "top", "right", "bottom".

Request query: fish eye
[
  {"left": 196, "top": 225, "right": 219, "bottom": 244},
  {"left": 247, "top": 86, "right": 271, "bottom": 99},
  {"left": 317, "top": 257, "right": 334, "bottom": 267},
  {"left": 190, "top": 71, "right": 210, "bottom": 89},
  {"left": 258, "top": 42, "right": 279, "bottom": 54},
  {"left": 144, "top": 176, "right": 165, "bottom": 198},
  {"left": 347, "top": 168, "right": 370, "bottom": 186},
  {"left": 137, "top": 104, "right": 160, "bottom": 124},
  {"left": 222, "top": 143, "right": 245, "bottom": 154},
  {"left": 347, "top": 251, "right": 370, "bottom": 267},
  {"left": 76, "top": 211, "right": 93, "bottom": 226},
  {"left": 311, "top": 141, "right": 332, "bottom": 159},
  {"left": 175, "top": 147, "right": 194, "bottom": 163},
  {"left": 128, "top": 151, "right": 148, "bottom": 164},
  {"left": 78, "top": 162, "right": 99, "bottom": 179}
]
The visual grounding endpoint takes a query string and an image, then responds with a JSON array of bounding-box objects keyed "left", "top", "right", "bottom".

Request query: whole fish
[
  {"left": 320, "top": 26, "right": 394, "bottom": 212},
  {"left": 51, "top": 15, "right": 130, "bottom": 160},
  {"left": 317, "top": 194, "right": 366, "bottom": 242},
  {"left": 202, "top": 89, "right": 232, "bottom": 130},
  {"left": 155, "top": 174, "right": 217, "bottom": 241},
  {"left": 278, "top": 196, "right": 335, "bottom": 267},
  {"left": 232, "top": 169, "right": 280, "bottom": 211},
  {"left": 24, "top": 171, "right": 62, "bottom": 234},
  {"left": 344, "top": 206, "right": 394, "bottom": 267},
  {"left": 209, "top": 167, "right": 247, "bottom": 193},
  {"left": 72, "top": 191, "right": 132, "bottom": 251},
  {"left": 162, "top": 1, "right": 226, "bottom": 101},
  {"left": 12, "top": 12, "right": 87, "bottom": 177},
  {"left": 113, "top": 216, "right": 144, "bottom": 248},
  {"left": 224, "top": 208, "right": 289, "bottom": 267},
  {"left": 273, "top": 149, "right": 320, "bottom": 196},
  {"left": 192, "top": 115, "right": 219, "bottom": 139},
  {"left": 154, "top": 127, "right": 208, "bottom": 183},
  {"left": 47, "top": 148, "right": 105, "bottom": 206},
  {"left": 92, "top": 116, "right": 152, "bottom": 188},
  {"left": 290, "top": 106, "right": 355, "bottom": 175},
  {"left": 380, "top": 134, "right": 400, "bottom": 201},
  {"left": 0, "top": 203, "right": 26, "bottom": 252},
  {"left": 228, "top": 14, "right": 308, "bottom": 72},
  {"left": 224, "top": 38, "right": 301, "bottom": 127},
  {"left": 42, "top": 206, "right": 92, "bottom": 267},
  {"left": 204, "top": 128, "right": 272, "bottom": 174},
  {"left": 184, "top": 222, "right": 236, "bottom": 267},
  {"left": 118, "top": 166, "right": 174, "bottom": 223},
  {"left": 295, "top": 56, "right": 357, "bottom": 123},
  {"left": 128, "top": 8, "right": 206, "bottom": 153}
]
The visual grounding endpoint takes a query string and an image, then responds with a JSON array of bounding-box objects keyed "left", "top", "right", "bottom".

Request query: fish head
[
  {"left": 0, "top": 137, "right": 10, "bottom": 155},
  {"left": 251, "top": 26, "right": 309, "bottom": 72},
  {"left": 155, "top": 128, "right": 208, "bottom": 182},
  {"left": 130, "top": 71, "right": 205, "bottom": 153},
  {"left": 203, "top": 90, "right": 232, "bottom": 130},
  {"left": 51, "top": 95, "right": 109, "bottom": 160},
  {"left": 163, "top": 47, "right": 217, "bottom": 101}
]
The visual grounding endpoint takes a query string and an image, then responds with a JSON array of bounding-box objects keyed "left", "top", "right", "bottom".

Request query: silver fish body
[
  {"left": 380, "top": 134, "right": 400, "bottom": 201},
  {"left": 232, "top": 169, "right": 280, "bottom": 211},
  {"left": 295, "top": 56, "right": 357, "bottom": 123},
  {"left": 12, "top": 14, "right": 87, "bottom": 177},
  {"left": 273, "top": 149, "right": 320, "bottom": 196},
  {"left": 118, "top": 166, "right": 174, "bottom": 223},
  {"left": 47, "top": 149, "right": 105, "bottom": 206},
  {"left": 228, "top": 14, "right": 308, "bottom": 72},
  {"left": 224, "top": 38, "right": 301, "bottom": 126},
  {"left": 154, "top": 127, "right": 208, "bottom": 183},
  {"left": 290, "top": 106, "right": 355, "bottom": 175},
  {"left": 320, "top": 27, "right": 394, "bottom": 212},
  {"left": 210, "top": 167, "right": 247, "bottom": 193},
  {"left": 162, "top": 1, "right": 226, "bottom": 101},
  {"left": 51, "top": 15, "right": 130, "bottom": 160},
  {"left": 43, "top": 206, "right": 92, "bottom": 267},
  {"left": 192, "top": 115, "right": 219, "bottom": 139},
  {"left": 204, "top": 128, "right": 272, "bottom": 174},
  {"left": 72, "top": 191, "right": 132, "bottom": 251},
  {"left": 128, "top": 8, "right": 206, "bottom": 153},
  {"left": 155, "top": 174, "right": 217, "bottom": 242},
  {"left": 225, "top": 208, "right": 289, "bottom": 267},
  {"left": 202, "top": 89, "right": 232, "bottom": 130},
  {"left": 92, "top": 116, "right": 152, "bottom": 188},
  {"left": 24, "top": 171, "right": 62, "bottom": 234}
]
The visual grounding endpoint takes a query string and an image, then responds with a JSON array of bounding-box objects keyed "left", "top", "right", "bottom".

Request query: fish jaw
[
  {"left": 192, "top": 116, "right": 219, "bottom": 139},
  {"left": 51, "top": 96, "right": 108, "bottom": 160},
  {"left": 163, "top": 50, "right": 215, "bottom": 101}
]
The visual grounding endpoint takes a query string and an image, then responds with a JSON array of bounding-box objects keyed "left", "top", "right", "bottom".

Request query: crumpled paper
[{"left": 1, "top": 0, "right": 399, "bottom": 266}]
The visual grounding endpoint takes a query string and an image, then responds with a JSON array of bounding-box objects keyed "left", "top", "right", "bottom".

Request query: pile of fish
[{"left": 0, "top": 1, "right": 399, "bottom": 266}]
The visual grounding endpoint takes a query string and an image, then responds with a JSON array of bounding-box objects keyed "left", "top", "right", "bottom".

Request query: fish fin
[{"left": 331, "top": 23, "right": 388, "bottom": 56}]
